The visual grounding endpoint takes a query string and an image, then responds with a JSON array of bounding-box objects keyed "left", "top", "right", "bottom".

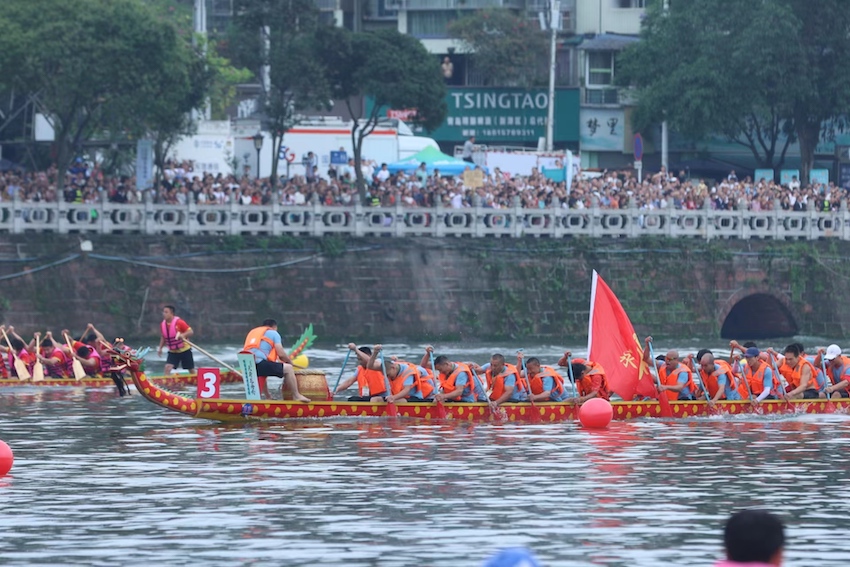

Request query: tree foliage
[
  {"left": 448, "top": 8, "right": 548, "bottom": 87},
  {"left": 0, "top": 0, "right": 213, "bottom": 188},
  {"left": 618, "top": 0, "right": 850, "bottom": 183},
  {"left": 232, "top": 0, "right": 334, "bottom": 184},
  {"left": 316, "top": 27, "right": 448, "bottom": 202}
]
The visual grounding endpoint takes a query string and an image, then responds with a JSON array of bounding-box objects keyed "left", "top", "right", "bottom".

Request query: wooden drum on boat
[{"left": 282, "top": 370, "right": 330, "bottom": 401}]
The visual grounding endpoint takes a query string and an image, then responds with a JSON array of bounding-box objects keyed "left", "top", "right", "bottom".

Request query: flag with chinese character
[{"left": 587, "top": 270, "right": 657, "bottom": 400}]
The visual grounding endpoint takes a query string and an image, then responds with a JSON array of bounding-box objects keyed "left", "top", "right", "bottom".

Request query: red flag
[{"left": 587, "top": 270, "right": 657, "bottom": 401}]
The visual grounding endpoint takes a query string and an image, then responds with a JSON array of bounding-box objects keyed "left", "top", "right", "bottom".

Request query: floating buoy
[
  {"left": 579, "top": 398, "right": 613, "bottom": 429},
  {"left": 0, "top": 440, "right": 13, "bottom": 476},
  {"left": 291, "top": 354, "right": 309, "bottom": 369}
]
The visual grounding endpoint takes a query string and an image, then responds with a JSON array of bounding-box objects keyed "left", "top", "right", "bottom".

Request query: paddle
[
  {"left": 768, "top": 355, "right": 793, "bottom": 413},
  {"left": 565, "top": 354, "right": 579, "bottom": 419},
  {"left": 1, "top": 327, "right": 31, "bottom": 380},
  {"left": 378, "top": 350, "right": 397, "bottom": 417},
  {"left": 469, "top": 365, "right": 497, "bottom": 419},
  {"left": 646, "top": 340, "right": 673, "bottom": 418},
  {"left": 518, "top": 352, "right": 541, "bottom": 423},
  {"left": 32, "top": 334, "right": 45, "bottom": 383},
  {"left": 330, "top": 348, "right": 352, "bottom": 400},
  {"left": 63, "top": 333, "right": 87, "bottom": 381},
  {"left": 184, "top": 339, "right": 241, "bottom": 375},
  {"left": 429, "top": 352, "right": 447, "bottom": 419},
  {"left": 731, "top": 355, "right": 758, "bottom": 413},
  {"left": 820, "top": 354, "right": 836, "bottom": 413}
]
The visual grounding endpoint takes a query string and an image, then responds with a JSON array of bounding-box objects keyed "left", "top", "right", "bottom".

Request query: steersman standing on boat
[{"left": 157, "top": 305, "right": 195, "bottom": 375}]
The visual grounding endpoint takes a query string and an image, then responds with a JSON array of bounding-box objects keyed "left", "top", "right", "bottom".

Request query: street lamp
[
  {"left": 252, "top": 132, "right": 264, "bottom": 179},
  {"left": 541, "top": 0, "right": 560, "bottom": 152}
]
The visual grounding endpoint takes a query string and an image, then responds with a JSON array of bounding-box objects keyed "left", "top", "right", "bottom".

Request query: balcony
[{"left": 393, "top": 0, "right": 525, "bottom": 10}]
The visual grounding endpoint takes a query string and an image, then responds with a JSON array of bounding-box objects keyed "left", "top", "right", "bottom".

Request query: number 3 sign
[{"left": 197, "top": 367, "right": 221, "bottom": 399}]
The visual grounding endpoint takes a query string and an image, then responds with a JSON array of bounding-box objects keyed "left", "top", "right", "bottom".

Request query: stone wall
[{"left": 0, "top": 234, "right": 848, "bottom": 343}]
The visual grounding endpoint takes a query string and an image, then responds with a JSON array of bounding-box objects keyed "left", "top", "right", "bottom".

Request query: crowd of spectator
[{"left": 0, "top": 159, "right": 846, "bottom": 213}]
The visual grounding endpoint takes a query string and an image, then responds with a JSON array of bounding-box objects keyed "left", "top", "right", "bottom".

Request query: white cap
[{"left": 825, "top": 344, "right": 842, "bottom": 361}]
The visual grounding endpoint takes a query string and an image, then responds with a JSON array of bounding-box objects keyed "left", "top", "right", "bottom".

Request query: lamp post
[
  {"left": 542, "top": 0, "right": 560, "bottom": 152},
  {"left": 252, "top": 132, "right": 264, "bottom": 179}
]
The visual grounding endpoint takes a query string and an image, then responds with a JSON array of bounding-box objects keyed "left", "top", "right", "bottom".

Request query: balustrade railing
[{"left": 2, "top": 199, "right": 849, "bottom": 240}]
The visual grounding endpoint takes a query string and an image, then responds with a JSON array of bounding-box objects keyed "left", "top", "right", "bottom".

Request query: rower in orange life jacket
[
  {"left": 469, "top": 353, "right": 526, "bottom": 408},
  {"left": 742, "top": 346, "right": 781, "bottom": 403},
  {"left": 690, "top": 352, "right": 745, "bottom": 405},
  {"left": 374, "top": 346, "right": 435, "bottom": 403},
  {"left": 774, "top": 343, "right": 819, "bottom": 399},
  {"left": 642, "top": 341, "right": 697, "bottom": 401},
  {"left": 331, "top": 343, "right": 388, "bottom": 402},
  {"left": 518, "top": 352, "right": 571, "bottom": 402},
  {"left": 819, "top": 343, "right": 850, "bottom": 398},
  {"left": 433, "top": 355, "right": 484, "bottom": 403},
  {"left": 556, "top": 351, "right": 610, "bottom": 403}
]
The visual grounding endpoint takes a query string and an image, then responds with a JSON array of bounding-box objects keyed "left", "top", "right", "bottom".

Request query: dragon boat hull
[
  {"left": 126, "top": 363, "right": 848, "bottom": 422},
  {"left": 0, "top": 370, "right": 242, "bottom": 389}
]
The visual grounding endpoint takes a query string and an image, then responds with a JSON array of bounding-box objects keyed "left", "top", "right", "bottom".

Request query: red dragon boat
[{"left": 109, "top": 347, "right": 847, "bottom": 422}]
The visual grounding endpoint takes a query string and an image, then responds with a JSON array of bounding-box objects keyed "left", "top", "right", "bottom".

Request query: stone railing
[{"left": 1, "top": 199, "right": 848, "bottom": 240}]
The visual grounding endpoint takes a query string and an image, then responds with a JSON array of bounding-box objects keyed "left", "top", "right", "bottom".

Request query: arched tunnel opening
[{"left": 720, "top": 293, "right": 798, "bottom": 339}]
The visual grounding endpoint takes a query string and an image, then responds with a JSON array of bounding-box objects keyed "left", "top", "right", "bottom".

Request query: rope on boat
[{"left": 0, "top": 253, "right": 81, "bottom": 281}]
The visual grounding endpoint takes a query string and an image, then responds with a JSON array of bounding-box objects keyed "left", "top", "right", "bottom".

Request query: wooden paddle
[
  {"left": 820, "top": 354, "right": 836, "bottom": 413},
  {"left": 330, "top": 349, "right": 352, "bottom": 400},
  {"left": 429, "top": 352, "right": 447, "bottom": 419},
  {"left": 518, "top": 353, "right": 542, "bottom": 423},
  {"left": 63, "top": 333, "right": 87, "bottom": 381},
  {"left": 184, "top": 339, "right": 242, "bottom": 375},
  {"left": 647, "top": 340, "right": 674, "bottom": 418},
  {"left": 565, "top": 354, "right": 579, "bottom": 420},
  {"left": 32, "top": 334, "right": 45, "bottom": 382},
  {"left": 1, "top": 327, "right": 31, "bottom": 380},
  {"left": 730, "top": 355, "right": 759, "bottom": 414},
  {"left": 378, "top": 350, "right": 397, "bottom": 417},
  {"left": 768, "top": 355, "right": 794, "bottom": 413}
]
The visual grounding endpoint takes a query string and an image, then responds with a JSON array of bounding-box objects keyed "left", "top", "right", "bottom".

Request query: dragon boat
[{"left": 110, "top": 348, "right": 848, "bottom": 423}]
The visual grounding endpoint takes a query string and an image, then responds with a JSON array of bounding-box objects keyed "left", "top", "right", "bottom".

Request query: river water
[{"left": 1, "top": 340, "right": 848, "bottom": 566}]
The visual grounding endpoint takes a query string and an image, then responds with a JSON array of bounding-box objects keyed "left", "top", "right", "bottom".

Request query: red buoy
[
  {"left": 0, "top": 440, "right": 13, "bottom": 476},
  {"left": 579, "top": 398, "right": 613, "bottom": 429}
]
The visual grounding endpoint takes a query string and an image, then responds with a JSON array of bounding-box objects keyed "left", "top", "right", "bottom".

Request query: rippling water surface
[{"left": 2, "top": 341, "right": 849, "bottom": 566}]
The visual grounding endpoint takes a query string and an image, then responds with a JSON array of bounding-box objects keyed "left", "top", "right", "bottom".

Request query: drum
[{"left": 282, "top": 370, "right": 329, "bottom": 401}]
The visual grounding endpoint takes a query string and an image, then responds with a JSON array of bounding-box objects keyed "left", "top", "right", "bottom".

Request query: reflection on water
[{"left": 1, "top": 389, "right": 849, "bottom": 565}]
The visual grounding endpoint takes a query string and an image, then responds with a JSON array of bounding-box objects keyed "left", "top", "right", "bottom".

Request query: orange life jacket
[
  {"left": 659, "top": 362, "right": 696, "bottom": 401},
  {"left": 698, "top": 360, "right": 737, "bottom": 399},
  {"left": 778, "top": 357, "right": 818, "bottom": 391},
  {"left": 574, "top": 360, "right": 610, "bottom": 400},
  {"left": 745, "top": 360, "right": 780, "bottom": 395},
  {"left": 488, "top": 363, "right": 523, "bottom": 400},
  {"left": 355, "top": 366, "right": 387, "bottom": 397},
  {"left": 243, "top": 326, "right": 278, "bottom": 362},
  {"left": 391, "top": 362, "right": 434, "bottom": 399},
  {"left": 440, "top": 362, "right": 477, "bottom": 401},
  {"left": 529, "top": 365, "right": 565, "bottom": 397},
  {"left": 827, "top": 355, "right": 850, "bottom": 392}
]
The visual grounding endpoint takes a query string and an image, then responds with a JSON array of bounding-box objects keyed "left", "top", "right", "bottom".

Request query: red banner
[{"left": 587, "top": 271, "right": 657, "bottom": 400}]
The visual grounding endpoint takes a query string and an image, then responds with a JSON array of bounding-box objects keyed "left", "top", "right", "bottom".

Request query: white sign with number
[
  {"left": 196, "top": 367, "right": 221, "bottom": 399},
  {"left": 237, "top": 352, "right": 262, "bottom": 400}
]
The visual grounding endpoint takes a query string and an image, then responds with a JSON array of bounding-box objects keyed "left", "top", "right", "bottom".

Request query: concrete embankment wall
[{"left": 0, "top": 234, "right": 848, "bottom": 343}]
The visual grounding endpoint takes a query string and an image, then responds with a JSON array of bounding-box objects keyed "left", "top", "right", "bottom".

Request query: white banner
[{"left": 135, "top": 139, "right": 154, "bottom": 191}]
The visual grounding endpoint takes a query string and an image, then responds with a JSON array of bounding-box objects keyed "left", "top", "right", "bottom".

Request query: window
[
  {"left": 586, "top": 51, "right": 614, "bottom": 87},
  {"left": 617, "top": 0, "right": 646, "bottom": 7},
  {"left": 408, "top": 11, "right": 457, "bottom": 38}
]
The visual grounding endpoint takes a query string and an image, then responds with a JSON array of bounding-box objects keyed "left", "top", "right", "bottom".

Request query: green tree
[
  {"left": 618, "top": 0, "right": 850, "bottom": 183},
  {"left": 232, "top": 0, "right": 332, "bottom": 186},
  {"left": 448, "top": 8, "right": 548, "bottom": 87},
  {"left": 316, "top": 27, "right": 448, "bottom": 202},
  {"left": 0, "top": 0, "right": 211, "bottom": 189}
]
